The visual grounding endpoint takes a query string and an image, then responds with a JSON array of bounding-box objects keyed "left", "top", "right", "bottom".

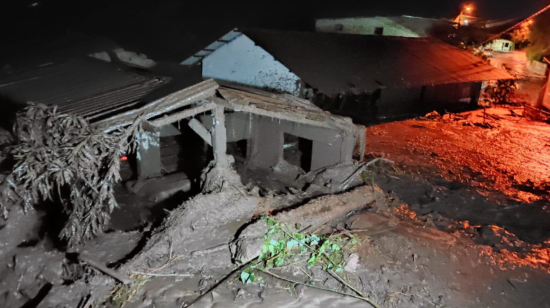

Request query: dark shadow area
[
  {"left": 375, "top": 172, "right": 550, "bottom": 245},
  {"left": 283, "top": 134, "right": 312, "bottom": 172},
  {"left": 0, "top": 94, "right": 24, "bottom": 130},
  {"left": 32, "top": 199, "right": 69, "bottom": 251},
  {"left": 19, "top": 283, "right": 52, "bottom": 308}
]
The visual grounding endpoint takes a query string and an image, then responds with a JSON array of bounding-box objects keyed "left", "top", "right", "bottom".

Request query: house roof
[
  {"left": 95, "top": 79, "right": 356, "bottom": 133},
  {"left": 243, "top": 29, "right": 515, "bottom": 95},
  {"left": 183, "top": 29, "right": 514, "bottom": 96},
  {"left": 0, "top": 57, "right": 169, "bottom": 121}
]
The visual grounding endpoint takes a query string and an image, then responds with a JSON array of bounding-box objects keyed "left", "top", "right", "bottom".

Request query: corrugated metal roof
[
  {"left": 0, "top": 58, "right": 168, "bottom": 120},
  {"left": 242, "top": 29, "right": 515, "bottom": 95}
]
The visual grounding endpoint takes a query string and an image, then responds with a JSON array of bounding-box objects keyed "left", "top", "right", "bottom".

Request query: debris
[
  {"left": 230, "top": 185, "right": 385, "bottom": 264},
  {"left": 0, "top": 105, "right": 143, "bottom": 246},
  {"left": 344, "top": 253, "right": 359, "bottom": 272},
  {"left": 77, "top": 254, "right": 132, "bottom": 285},
  {"left": 258, "top": 269, "right": 383, "bottom": 308}
]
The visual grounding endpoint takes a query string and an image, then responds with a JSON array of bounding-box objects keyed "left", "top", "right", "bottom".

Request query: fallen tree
[{"left": 0, "top": 105, "right": 142, "bottom": 246}]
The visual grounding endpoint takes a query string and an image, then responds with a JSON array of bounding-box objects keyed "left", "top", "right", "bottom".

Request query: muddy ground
[
  {"left": 367, "top": 106, "right": 550, "bottom": 267},
  {"left": 2, "top": 104, "right": 550, "bottom": 308}
]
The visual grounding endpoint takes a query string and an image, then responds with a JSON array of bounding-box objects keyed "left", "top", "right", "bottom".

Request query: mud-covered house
[
  {"left": 0, "top": 56, "right": 362, "bottom": 199},
  {"left": 181, "top": 29, "right": 515, "bottom": 122}
]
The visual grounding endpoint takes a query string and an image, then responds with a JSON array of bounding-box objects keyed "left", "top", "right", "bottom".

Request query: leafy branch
[
  {"left": 0, "top": 105, "right": 143, "bottom": 246},
  {"left": 239, "top": 217, "right": 383, "bottom": 308}
]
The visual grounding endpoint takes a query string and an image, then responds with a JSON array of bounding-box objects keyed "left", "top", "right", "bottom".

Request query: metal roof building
[
  {"left": 182, "top": 29, "right": 514, "bottom": 121},
  {"left": 183, "top": 29, "right": 514, "bottom": 96}
]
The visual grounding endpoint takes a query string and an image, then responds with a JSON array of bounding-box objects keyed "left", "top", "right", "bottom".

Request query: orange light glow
[{"left": 120, "top": 156, "right": 128, "bottom": 161}]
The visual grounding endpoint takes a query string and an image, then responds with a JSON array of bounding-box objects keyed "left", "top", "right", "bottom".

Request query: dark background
[{"left": 0, "top": 0, "right": 547, "bottom": 62}]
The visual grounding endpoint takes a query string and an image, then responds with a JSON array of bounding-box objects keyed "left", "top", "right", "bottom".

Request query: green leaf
[
  {"left": 318, "top": 241, "right": 330, "bottom": 254},
  {"left": 286, "top": 239, "right": 299, "bottom": 249},
  {"left": 295, "top": 223, "right": 301, "bottom": 230},
  {"left": 331, "top": 244, "right": 341, "bottom": 251},
  {"left": 248, "top": 272, "right": 255, "bottom": 283},
  {"left": 274, "top": 256, "right": 284, "bottom": 267},
  {"left": 267, "top": 218, "right": 275, "bottom": 227},
  {"left": 335, "top": 266, "right": 343, "bottom": 273},
  {"left": 240, "top": 271, "right": 250, "bottom": 283},
  {"left": 308, "top": 253, "right": 317, "bottom": 268}
]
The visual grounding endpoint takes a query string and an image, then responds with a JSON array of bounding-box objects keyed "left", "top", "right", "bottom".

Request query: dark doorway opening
[
  {"left": 227, "top": 139, "right": 248, "bottom": 164},
  {"left": 283, "top": 134, "right": 312, "bottom": 172}
]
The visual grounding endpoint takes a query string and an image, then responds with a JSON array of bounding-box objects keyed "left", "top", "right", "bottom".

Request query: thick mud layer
[
  {"left": 105, "top": 203, "right": 550, "bottom": 308},
  {"left": 367, "top": 107, "right": 550, "bottom": 203},
  {"left": 366, "top": 106, "right": 550, "bottom": 271}
]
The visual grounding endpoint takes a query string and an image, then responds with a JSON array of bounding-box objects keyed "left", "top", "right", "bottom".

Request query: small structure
[
  {"left": 0, "top": 55, "right": 361, "bottom": 193},
  {"left": 94, "top": 80, "right": 362, "bottom": 182},
  {"left": 488, "top": 39, "right": 515, "bottom": 52},
  {"left": 182, "top": 29, "right": 515, "bottom": 121},
  {"left": 315, "top": 16, "right": 449, "bottom": 38}
]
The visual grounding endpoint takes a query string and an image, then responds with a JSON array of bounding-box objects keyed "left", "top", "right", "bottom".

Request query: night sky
[{"left": 1, "top": 0, "right": 548, "bottom": 62}]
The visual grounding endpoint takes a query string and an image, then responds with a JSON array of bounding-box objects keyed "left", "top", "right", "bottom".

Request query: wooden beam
[{"left": 149, "top": 102, "right": 216, "bottom": 127}]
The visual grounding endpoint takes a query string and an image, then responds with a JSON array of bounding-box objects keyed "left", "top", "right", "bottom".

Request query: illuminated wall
[{"left": 202, "top": 34, "right": 303, "bottom": 96}]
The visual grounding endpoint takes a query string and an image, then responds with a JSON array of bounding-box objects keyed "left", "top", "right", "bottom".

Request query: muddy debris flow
[{"left": 1, "top": 106, "right": 550, "bottom": 308}]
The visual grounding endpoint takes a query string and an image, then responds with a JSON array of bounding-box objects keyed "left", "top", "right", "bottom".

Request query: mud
[
  {"left": 366, "top": 106, "right": 550, "bottom": 270},
  {"left": 368, "top": 107, "right": 550, "bottom": 203},
  {"left": 2, "top": 105, "right": 550, "bottom": 308},
  {"left": 108, "top": 195, "right": 550, "bottom": 308},
  {"left": 231, "top": 185, "right": 386, "bottom": 263}
]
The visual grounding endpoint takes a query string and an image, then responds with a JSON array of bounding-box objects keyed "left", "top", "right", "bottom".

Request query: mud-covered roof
[
  {"left": 0, "top": 57, "right": 168, "bottom": 121},
  {"left": 217, "top": 84, "right": 356, "bottom": 132},
  {"left": 95, "top": 79, "right": 357, "bottom": 133},
  {"left": 242, "top": 29, "right": 515, "bottom": 95}
]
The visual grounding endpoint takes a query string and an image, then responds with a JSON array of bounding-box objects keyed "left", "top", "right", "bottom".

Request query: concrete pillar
[
  {"left": 137, "top": 128, "right": 161, "bottom": 179},
  {"left": 340, "top": 133, "right": 356, "bottom": 164},
  {"left": 212, "top": 106, "right": 228, "bottom": 167}
]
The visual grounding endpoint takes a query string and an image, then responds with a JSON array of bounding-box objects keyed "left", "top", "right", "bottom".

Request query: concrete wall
[
  {"left": 325, "top": 82, "right": 481, "bottom": 122},
  {"left": 202, "top": 34, "right": 303, "bottom": 96},
  {"left": 199, "top": 112, "right": 253, "bottom": 143},
  {"left": 378, "top": 87, "right": 424, "bottom": 119},
  {"left": 247, "top": 115, "right": 354, "bottom": 171},
  {"left": 316, "top": 17, "right": 421, "bottom": 37},
  {"left": 423, "top": 83, "right": 477, "bottom": 105}
]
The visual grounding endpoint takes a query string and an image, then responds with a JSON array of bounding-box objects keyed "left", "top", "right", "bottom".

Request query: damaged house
[
  {"left": 94, "top": 79, "right": 362, "bottom": 194},
  {"left": 0, "top": 56, "right": 362, "bottom": 199},
  {"left": 181, "top": 29, "right": 515, "bottom": 122}
]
